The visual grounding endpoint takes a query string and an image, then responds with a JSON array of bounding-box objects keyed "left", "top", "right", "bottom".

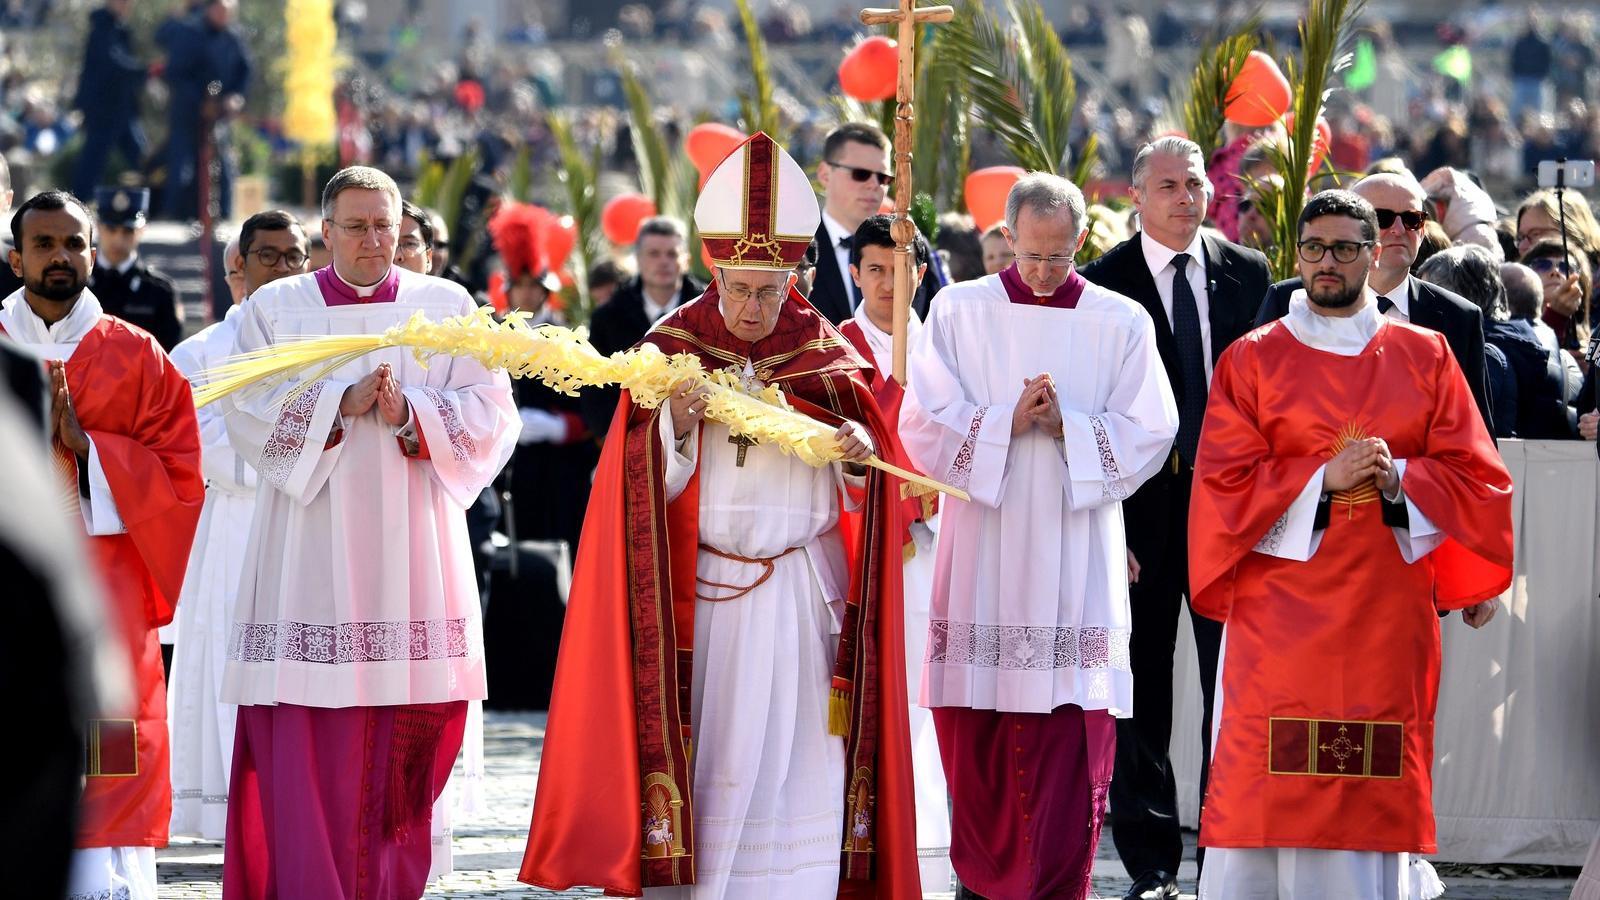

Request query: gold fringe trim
[
  {"left": 195, "top": 307, "right": 970, "bottom": 500},
  {"left": 828, "top": 688, "right": 852, "bottom": 737}
]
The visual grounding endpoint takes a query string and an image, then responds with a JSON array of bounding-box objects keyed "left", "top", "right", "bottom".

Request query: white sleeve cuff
[
  {"left": 1253, "top": 463, "right": 1326, "bottom": 561},
  {"left": 660, "top": 409, "right": 698, "bottom": 502},
  {"left": 517, "top": 407, "right": 569, "bottom": 444},
  {"left": 1390, "top": 459, "right": 1444, "bottom": 563},
  {"left": 82, "top": 438, "right": 127, "bottom": 536}
]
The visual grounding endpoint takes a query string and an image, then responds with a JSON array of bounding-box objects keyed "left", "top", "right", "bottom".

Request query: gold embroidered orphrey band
[
  {"left": 86, "top": 718, "right": 140, "bottom": 777},
  {"left": 1268, "top": 717, "right": 1404, "bottom": 779}
]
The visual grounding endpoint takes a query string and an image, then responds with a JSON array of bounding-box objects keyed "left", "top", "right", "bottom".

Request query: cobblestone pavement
[{"left": 157, "top": 712, "right": 1578, "bottom": 899}]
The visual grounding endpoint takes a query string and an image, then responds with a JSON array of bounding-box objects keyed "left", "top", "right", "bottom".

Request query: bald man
[{"left": 1255, "top": 172, "right": 1492, "bottom": 430}]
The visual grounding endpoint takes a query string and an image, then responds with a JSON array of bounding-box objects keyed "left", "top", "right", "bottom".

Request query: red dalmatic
[
  {"left": 3, "top": 316, "right": 204, "bottom": 848},
  {"left": 1188, "top": 320, "right": 1512, "bottom": 854}
]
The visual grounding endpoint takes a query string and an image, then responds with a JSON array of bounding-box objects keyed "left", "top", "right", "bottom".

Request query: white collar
[
  {"left": 96, "top": 253, "right": 138, "bottom": 276},
  {"left": 820, "top": 210, "right": 855, "bottom": 248},
  {"left": 1373, "top": 275, "right": 1411, "bottom": 317},
  {"left": 641, "top": 281, "right": 679, "bottom": 317},
  {"left": 0, "top": 288, "right": 104, "bottom": 354},
  {"left": 1140, "top": 229, "right": 1206, "bottom": 280},
  {"left": 1283, "top": 286, "right": 1385, "bottom": 356},
  {"left": 851, "top": 302, "right": 920, "bottom": 370},
  {"left": 333, "top": 264, "right": 386, "bottom": 297}
]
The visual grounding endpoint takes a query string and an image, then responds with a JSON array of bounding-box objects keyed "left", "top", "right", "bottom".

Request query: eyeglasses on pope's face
[
  {"left": 721, "top": 278, "right": 792, "bottom": 305},
  {"left": 1296, "top": 239, "right": 1374, "bottom": 264}
]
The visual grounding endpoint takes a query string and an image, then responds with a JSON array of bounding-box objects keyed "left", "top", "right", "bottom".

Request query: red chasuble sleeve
[
  {"left": 1395, "top": 338, "right": 1514, "bottom": 608},
  {"left": 73, "top": 321, "right": 205, "bottom": 626},
  {"left": 1188, "top": 336, "right": 1325, "bottom": 622}
]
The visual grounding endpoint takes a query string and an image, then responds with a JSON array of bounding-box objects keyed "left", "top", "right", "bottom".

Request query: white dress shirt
[
  {"left": 1375, "top": 276, "right": 1411, "bottom": 323},
  {"left": 1140, "top": 230, "right": 1214, "bottom": 383},
  {"left": 821, "top": 209, "right": 857, "bottom": 309}
]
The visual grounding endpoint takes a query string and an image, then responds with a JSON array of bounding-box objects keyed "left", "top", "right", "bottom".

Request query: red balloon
[
  {"left": 964, "top": 166, "right": 1027, "bottom": 231},
  {"left": 839, "top": 36, "right": 899, "bottom": 102},
  {"left": 685, "top": 123, "right": 747, "bottom": 174},
  {"left": 547, "top": 215, "right": 577, "bottom": 270},
  {"left": 601, "top": 193, "right": 658, "bottom": 245},
  {"left": 1224, "top": 51, "right": 1292, "bottom": 127}
]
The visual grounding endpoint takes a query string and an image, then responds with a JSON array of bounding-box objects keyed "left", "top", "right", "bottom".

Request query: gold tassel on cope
[{"left": 828, "top": 688, "right": 852, "bottom": 737}]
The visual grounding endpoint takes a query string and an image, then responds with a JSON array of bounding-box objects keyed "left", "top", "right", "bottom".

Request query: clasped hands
[
  {"left": 340, "top": 363, "right": 410, "bottom": 427},
  {"left": 666, "top": 380, "right": 872, "bottom": 463},
  {"left": 1012, "top": 373, "right": 1063, "bottom": 439},
  {"left": 1322, "top": 436, "right": 1401, "bottom": 497},
  {"left": 49, "top": 360, "right": 90, "bottom": 458}
]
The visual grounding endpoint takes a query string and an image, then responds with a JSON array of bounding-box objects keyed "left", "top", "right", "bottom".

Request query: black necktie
[
  {"left": 839, "top": 236, "right": 861, "bottom": 308},
  {"left": 1377, "top": 295, "right": 1395, "bottom": 314},
  {"left": 1171, "top": 253, "right": 1207, "bottom": 465}
]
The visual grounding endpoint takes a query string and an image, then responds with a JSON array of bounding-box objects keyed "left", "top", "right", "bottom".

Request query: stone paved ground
[{"left": 157, "top": 712, "right": 1578, "bottom": 899}]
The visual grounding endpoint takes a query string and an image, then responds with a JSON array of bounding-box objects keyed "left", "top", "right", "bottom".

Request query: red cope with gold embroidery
[{"left": 1187, "top": 319, "right": 1512, "bottom": 854}]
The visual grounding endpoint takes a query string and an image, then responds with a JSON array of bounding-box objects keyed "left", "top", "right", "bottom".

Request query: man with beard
[
  {"left": 1190, "top": 190, "right": 1512, "bottom": 899},
  {"left": 1255, "top": 172, "right": 1491, "bottom": 431},
  {"left": 1, "top": 189, "right": 203, "bottom": 899},
  {"left": 165, "top": 209, "right": 307, "bottom": 841}
]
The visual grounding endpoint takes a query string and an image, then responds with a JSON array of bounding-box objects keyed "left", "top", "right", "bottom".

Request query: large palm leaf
[
  {"left": 936, "top": 0, "right": 1077, "bottom": 176},
  {"left": 548, "top": 113, "right": 605, "bottom": 324},
  {"left": 734, "top": 0, "right": 785, "bottom": 142},
  {"left": 1181, "top": 18, "right": 1262, "bottom": 159},
  {"left": 1255, "top": 0, "right": 1366, "bottom": 281}
]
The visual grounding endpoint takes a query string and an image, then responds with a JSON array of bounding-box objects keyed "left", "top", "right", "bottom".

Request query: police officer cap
[{"left": 95, "top": 187, "right": 151, "bottom": 227}]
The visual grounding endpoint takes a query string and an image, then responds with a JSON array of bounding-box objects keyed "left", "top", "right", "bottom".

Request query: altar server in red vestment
[
  {"left": 520, "top": 132, "right": 919, "bottom": 900},
  {"left": 1189, "top": 190, "right": 1513, "bottom": 900},
  {"left": 1, "top": 189, "right": 203, "bottom": 900}
]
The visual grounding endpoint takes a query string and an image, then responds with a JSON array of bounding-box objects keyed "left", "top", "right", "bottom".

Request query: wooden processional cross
[{"left": 858, "top": 0, "right": 954, "bottom": 385}]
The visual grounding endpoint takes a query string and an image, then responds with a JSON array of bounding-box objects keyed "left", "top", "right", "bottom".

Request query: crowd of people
[{"left": 4, "top": 4, "right": 1600, "bottom": 900}]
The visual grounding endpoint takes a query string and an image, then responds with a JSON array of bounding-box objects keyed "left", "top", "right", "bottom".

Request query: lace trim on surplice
[
  {"left": 948, "top": 406, "right": 988, "bottom": 490},
  {"left": 229, "top": 618, "right": 473, "bottom": 664},
  {"left": 258, "top": 381, "right": 326, "bottom": 488},
  {"left": 925, "top": 621, "right": 1132, "bottom": 672},
  {"left": 419, "top": 386, "right": 479, "bottom": 463},
  {"left": 1090, "top": 414, "right": 1128, "bottom": 502}
]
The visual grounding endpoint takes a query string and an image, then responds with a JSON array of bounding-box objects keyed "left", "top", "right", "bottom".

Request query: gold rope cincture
[{"left": 193, "top": 307, "right": 969, "bottom": 502}]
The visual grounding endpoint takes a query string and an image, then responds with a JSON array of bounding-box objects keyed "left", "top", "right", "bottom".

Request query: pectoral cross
[
  {"left": 728, "top": 432, "right": 757, "bottom": 467},
  {"left": 858, "top": 0, "right": 955, "bottom": 385}
]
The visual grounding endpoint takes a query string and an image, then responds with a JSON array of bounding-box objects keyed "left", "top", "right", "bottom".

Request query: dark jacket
[
  {"left": 807, "top": 221, "right": 942, "bottom": 325},
  {"left": 578, "top": 274, "right": 705, "bottom": 440},
  {"left": 1254, "top": 274, "right": 1493, "bottom": 431},
  {"left": 1080, "top": 232, "right": 1271, "bottom": 568},
  {"left": 90, "top": 258, "right": 182, "bottom": 351},
  {"left": 162, "top": 15, "right": 251, "bottom": 131},
  {"left": 1081, "top": 232, "right": 1272, "bottom": 434},
  {"left": 1485, "top": 318, "right": 1576, "bottom": 438},
  {"left": 73, "top": 7, "right": 146, "bottom": 123}
]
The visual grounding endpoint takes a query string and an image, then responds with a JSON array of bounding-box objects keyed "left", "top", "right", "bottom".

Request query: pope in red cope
[{"left": 520, "top": 132, "right": 919, "bottom": 900}]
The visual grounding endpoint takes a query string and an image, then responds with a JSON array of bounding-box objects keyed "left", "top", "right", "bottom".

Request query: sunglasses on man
[
  {"left": 825, "top": 160, "right": 894, "bottom": 186},
  {"left": 1374, "top": 208, "right": 1427, "bottom": 231}
]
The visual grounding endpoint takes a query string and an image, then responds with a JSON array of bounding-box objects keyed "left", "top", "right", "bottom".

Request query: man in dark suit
[
  {"left": 1080, "top": 137, "right": 1270, "bottom": 900},
  {"left": 89, "top": 187, "right": 183, "bottom": 351},
  {"left": 808, "top": 122, "right": 941, "bottom": 324},
  {"left": 579, "top": 215, "right": 705, "bottom": 439},
  {"left": 71, "top": 0, "right": 150, "bottom": 200},
  {"left": 1255, "top": 172, "right": 1492, "bottom": 429}
]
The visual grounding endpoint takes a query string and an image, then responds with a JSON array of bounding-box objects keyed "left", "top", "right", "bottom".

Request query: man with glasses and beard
[
  {"left": 0, "top": 189, "right": 203, "bottom": 900},
  {"left": 1190, "top": 190, "right": 1511, "bottom": 899},
  {"left": 1255, "top": 172, "right": 1491, "bottom": 430},
  {"left": 164, "top": 208, "right": 307, "bottom": 841},
  {"left": 808, "top": 122, "right": 942, "bottom": 324}
]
